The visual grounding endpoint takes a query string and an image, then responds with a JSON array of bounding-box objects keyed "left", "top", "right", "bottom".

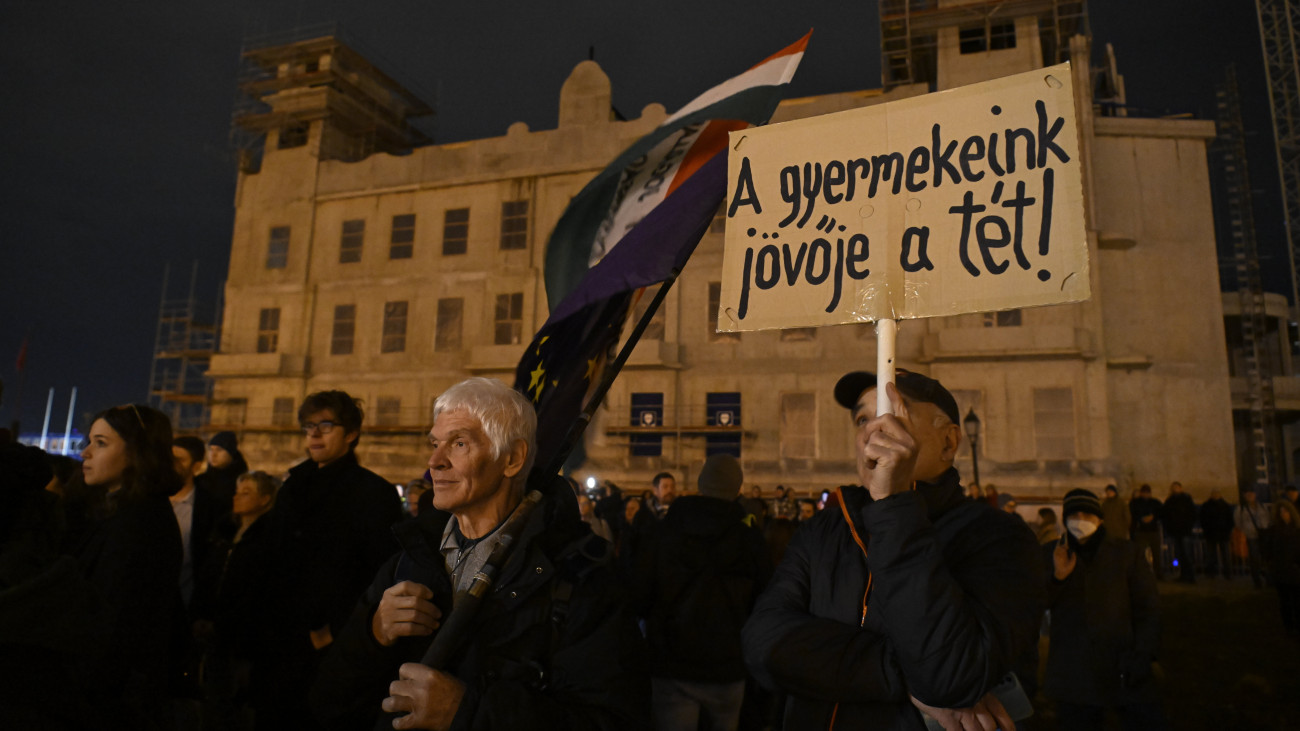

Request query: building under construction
[{"left": 204, "top": 1, "right": 1240, "bottom": 503}]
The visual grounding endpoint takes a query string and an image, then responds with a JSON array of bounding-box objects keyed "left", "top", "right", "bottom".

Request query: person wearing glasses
[
  {"left": 255, "top": 390, "right": 403, "bottom": 730},
  {"left": 62, "top": 403, "right": 184, "bottom": 730}
]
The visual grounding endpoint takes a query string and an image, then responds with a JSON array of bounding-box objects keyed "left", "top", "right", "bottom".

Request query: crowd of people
[{"left": 2, "top": 371, "right": 1299, "bottom": 730}]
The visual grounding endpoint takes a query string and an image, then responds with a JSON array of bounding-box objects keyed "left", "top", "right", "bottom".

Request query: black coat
[
  {"left": 69, "top": 492, "right": 183, "bottom": 730},
  {"left": 630, "top": 495, "right": 771, "bottom": 682},
  {"left": 742, "top": 468, "right": 1046, "bottom": 730},
  {"left": 1129, "top": 496, "right": 1162, "bottom": 535},
  {"left": 197, "top": 515, "right": 275, "bottom": 660},
  {"left": 1266, "top": 524, "right": 1300, "bottom": 586},
  {"left": 310, "top": 481, "right": 650, "bottom": 731},
  {"left": 1043, "top": 528, "right": 1161, "bottom": 706},
  {"left": 184, "top": 484, "right": 223, "bottom": 612},
  {"left": 1161, "top": 493, "right": 1197, "bottom": 537},
  {"left": 1198, "top": 498, "right": 1234, "bottom": 543},
  {"left": 266, "top": 452, "right": 403, "bottom": 645},
  {"left": 196, "top": 452, "right": 249, "bottom": 506}
]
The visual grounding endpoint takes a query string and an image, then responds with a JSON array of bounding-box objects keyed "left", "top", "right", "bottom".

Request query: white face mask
[{"left": 1067, "top": 518, "right": 1098, "bottom": 541}]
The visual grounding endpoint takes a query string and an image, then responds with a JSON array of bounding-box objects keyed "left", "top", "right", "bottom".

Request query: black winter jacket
[
  {"left": 69, "top": 492, "right": 183, "bottom": 730},
  {"left": 743, "top": 468, "right": 1046, "bottom": 730},
  {"left": 266, "top": 453, "right": 402, "bottom": 646},
  {"left": 197, "top": 515, "right": 275, "bottom": 660},
  {"left": 630, "top": 495, "right": 771, "bottom": 682},
  {"left": 1043, "top": 527, "right": 1161, "bottom": 706},
  {"left": 311, "top": 483, "right": 650, "bottom": 731},
  {"left": 1198, "top": 498, "right": 1234, "bottom": 543},
  {"left": 1161, "top": 493, "right": 1197, "bottom": 538}
]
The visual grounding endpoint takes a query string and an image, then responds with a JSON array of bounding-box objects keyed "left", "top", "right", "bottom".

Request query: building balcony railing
[
  {"left": 920, "top": 325, "right": 1096, "bottom": 362},
  {"left": 208, "top": 353, "right": 310, "bottom": 377}
]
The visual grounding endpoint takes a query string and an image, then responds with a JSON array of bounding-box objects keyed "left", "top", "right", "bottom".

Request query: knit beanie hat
[
  {"left": 208, "top": 431, "right": 240, "bottom": 454},
  {"left": 698, "top": 454, "right": 743, "bottom": 500},
  {"left": 1063, "top": 488, "right": 1104, "bottom": 519}
]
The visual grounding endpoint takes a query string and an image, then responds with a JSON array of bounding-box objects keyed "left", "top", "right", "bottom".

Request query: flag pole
[
  {"left": 540, "top": 269, "right": 682, "bottom": 479},
  {"left": 877, "top": 319, "right": 896, "bottom": 417}
]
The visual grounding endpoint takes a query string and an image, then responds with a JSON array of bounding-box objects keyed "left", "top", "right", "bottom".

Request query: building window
[
  {"left": 1033, "top": 387, "right": 1075, "bottom": 459},
  {"left": 266, "top": 226, "right": 290, "bottom": 269},
  {"left": 780, "top": 393, "right": 816, "bottom": 459},
  {"left": 223, "top": 398, "right": 247, "bottom": 426},
  {"left": 271, "top": 397, "right": 295, "bottom": 427},
  {"left": 708, "top": 282, "right": 740, "bottom": 343},
  {"left": 390, "top": 214, "right": 416, "bottom": 260},
  {"left": 631, "top": 290, "right": 666, "bottom": 340},
  {"left": 256, "top": 308, "right": 280, "bottom": 353},
  {"left": 382, "top": 301, "right": 408, "bottom": 353},
  {"left": 500, "top": 200, "right": 529, "bottom": 250},
  {"left": 436, "top": 298, "right": 464, "bottom": 352},
  {"left": 443, "top": 208, "right": 469, "bottom": 256},
  {"left": 706, "top": 392, "right": 742, "bottom": 457},
  {"left": 709, "top": 204, "right": 727, "bottom": 235},
  {"left": 781, "top": 327, "right": 816, "bottom": 342},
  {"left": 331, "top": 304, "right": 355, "bottom": 355},
  {"left": 494, "top": 292, "right": 524, "bottom": 345},
  {"left": 376, "top": 397, "right": 401, "bottom": 426},
  {"left": 630, "top": 392, "right": 664, "bottom": 458},
  {"left": 989, "top": 22, "right": 1016, "bottom": 50},
  {"left": 960, "top": 22, "right": 1016, "bottom": 54},
  {"left": 984, "top": 309, "right": 1022, "bottom": 327},
  {"left": 278, "top": 123, "right": 309, "bottom": 149},
  {"left": 339, "top": 219, "right": 365, "bottom": 263}
]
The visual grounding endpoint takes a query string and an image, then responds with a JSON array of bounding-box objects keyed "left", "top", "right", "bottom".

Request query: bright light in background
[{"left": 586, "top": 477, "right": 597, "bottom": 489}]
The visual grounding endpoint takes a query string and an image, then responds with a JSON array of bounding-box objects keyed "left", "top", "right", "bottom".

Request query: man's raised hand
[
  {"left": 857, "top": 383, "right": 920, "bottom": 501},
  {"left": 372, "top": 581, "right": 441, "bottom": 647}
]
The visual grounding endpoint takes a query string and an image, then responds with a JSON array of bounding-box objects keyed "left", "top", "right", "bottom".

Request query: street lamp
[{"left": 963, "top": 408, "right": 981, "bottom": 487}]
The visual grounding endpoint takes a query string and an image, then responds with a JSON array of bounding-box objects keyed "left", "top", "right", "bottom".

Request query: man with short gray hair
[{"left": 312, "top": 377, "right": 646, "bottom": 730}]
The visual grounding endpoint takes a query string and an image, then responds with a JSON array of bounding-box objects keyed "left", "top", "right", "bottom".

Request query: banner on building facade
[{"left": 717, "top": 62, "right": 1089, "bottom": 332}]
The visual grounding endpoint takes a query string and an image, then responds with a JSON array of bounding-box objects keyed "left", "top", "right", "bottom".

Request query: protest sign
[{"left": 718, "top": 63, "right": 1088, "bottom": 332}]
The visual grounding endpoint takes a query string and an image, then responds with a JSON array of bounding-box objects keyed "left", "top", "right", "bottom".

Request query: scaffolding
[
  {"left": 879, "top": 0, "right": 1089, "bottom": 88},
  {"left": 1257, "top": 0, "right": 1300, "bottom": 316},
  {"left": 230, "top": 22, "right": 434, "bottom": 173},
  {"left": 147, "top": 263, "right": 220, "bottom": 434},
  {"left": 1216, "top": 67, "right": 1281, "bottom": 498}
]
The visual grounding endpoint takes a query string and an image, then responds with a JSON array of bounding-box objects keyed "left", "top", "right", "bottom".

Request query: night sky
[{"left": 0, "top": 0, "right": 1277, "bottom": 436}]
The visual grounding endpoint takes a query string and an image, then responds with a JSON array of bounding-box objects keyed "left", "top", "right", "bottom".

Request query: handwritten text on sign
[{"left": 718, "top": 64, "right": 1088, "bottom": 331}]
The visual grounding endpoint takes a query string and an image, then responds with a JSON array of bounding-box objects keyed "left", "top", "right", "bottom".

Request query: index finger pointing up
[{"left": 886, "top": 382, "right": 911, "bottom": 427}]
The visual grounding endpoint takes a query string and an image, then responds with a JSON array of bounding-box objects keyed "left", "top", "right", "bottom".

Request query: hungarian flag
[
  {"left": 542, "top": 31, "right": 811, "bottom": 306},
  {"left": 516, "top": 33, "right": 811, "bottom": 475}
]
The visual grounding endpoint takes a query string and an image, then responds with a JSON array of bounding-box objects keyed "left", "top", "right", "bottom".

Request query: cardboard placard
[{"left": 718, "top": 63, "right": 1088, "bottom": 331}]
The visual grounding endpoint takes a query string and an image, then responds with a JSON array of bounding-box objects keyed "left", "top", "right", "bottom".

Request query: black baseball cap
[{"left": 833, "top": 368, "right": 961, "bottom": 425}]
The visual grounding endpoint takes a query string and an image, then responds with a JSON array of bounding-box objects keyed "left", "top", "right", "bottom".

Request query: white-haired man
[{"left": 313, "top": 377, "right": 647, "bottom": 730}]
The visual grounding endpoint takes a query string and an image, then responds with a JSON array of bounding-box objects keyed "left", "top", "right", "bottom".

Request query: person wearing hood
[
  {"left": 1044, "top": 489, "right": 1166, "bottom": 730},
  {"left": 630, "top": 454, "right": 771, "bottom": 731},
  {"left": 196, "top": 431, "right": 249, "bottom": 506},
  {"left": 310, "top": 378, "right": 647, "bottom": 731}
]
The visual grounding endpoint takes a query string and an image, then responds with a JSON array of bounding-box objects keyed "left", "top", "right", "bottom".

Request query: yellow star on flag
[{"left": 529, "top": 362, "right": 546, "bottom": 401}]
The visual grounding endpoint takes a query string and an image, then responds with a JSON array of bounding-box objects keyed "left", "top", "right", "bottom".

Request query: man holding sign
[{"left": 742, "top": 368, "right": 1045, "bottom": 729}]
